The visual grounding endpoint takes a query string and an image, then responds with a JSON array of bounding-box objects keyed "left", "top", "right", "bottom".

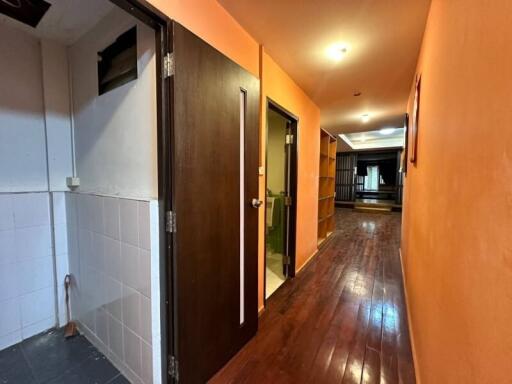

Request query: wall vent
[{"left": 97, "top": 26, "right": 138, "bottom": 95}]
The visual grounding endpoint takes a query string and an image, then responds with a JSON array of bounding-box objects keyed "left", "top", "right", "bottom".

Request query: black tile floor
[{"left": 0, "top": 328, "right": 129, "bottom": 384}]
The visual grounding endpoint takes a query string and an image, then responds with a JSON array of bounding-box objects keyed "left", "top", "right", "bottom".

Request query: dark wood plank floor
[{"left": 210, "top": 208, "right": 415, "bottom": 384}]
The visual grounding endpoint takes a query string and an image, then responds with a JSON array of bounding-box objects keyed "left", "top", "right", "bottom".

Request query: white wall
[
  {"left": 0, "top": 25, "right": 48, "bottom": 192},
  {"left": 0, "top": 23, "right": 73, "bottom": 349},
  {"left": 0, "top": 12, "right": 160, "bottom": 384},
  {"left": 64, "top": 9, "right": 160, "bottom": 384},
  {"left": 0, "top": 193, "right": 55, "bottom": 350},
  {"left": 69, "top": 8, "right": 158, "bottom": 199},
  {"left": 41, "top": 41, "right": 74, "bottom": 191},
  {"left": 0, "top": 24, "right": 73, "bottom": 193},
  {"left": 66, "top": 193, "right": 159, "bottom": 384}
]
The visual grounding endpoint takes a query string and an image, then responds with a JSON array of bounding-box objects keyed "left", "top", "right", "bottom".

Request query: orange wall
[
  {"left": 147, "top": 0, "right": 259, "bottom": 76},
  {"left": 402, "top": 1, "right": 512, "bottom": 383},
  {"left": 258, "top": 49, "right": 321, "bottom": 309},
  {"left": 145, "top": 1, "right": 321, "bottom": 312}
]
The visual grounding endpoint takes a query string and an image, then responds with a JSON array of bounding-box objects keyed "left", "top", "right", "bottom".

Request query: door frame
[
  {"left": 109, "top": 1, "right": 173, "bottom": 382},
  {"left": 264, "top": 98, "right": 299, "bottom": 305}
]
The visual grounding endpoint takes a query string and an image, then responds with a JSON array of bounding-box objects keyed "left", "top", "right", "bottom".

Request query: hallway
[{"left": 211, "top": 209, "right": 415, "bottom": 384}]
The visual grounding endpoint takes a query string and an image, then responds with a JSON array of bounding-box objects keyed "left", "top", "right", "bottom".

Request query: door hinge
[
  {"left": 283, "top": 255, "right": 291, "bottom": 265},
  {"left": 168, "top": 355, "right": 179, "bottom": 381},
  {"left": 164, "top": 52, "right": 174, "bottom": 78},
  {"left": 285, "top": 134, "right": 294, "bottom": 145},
  {"left": 166, "top": 211, "right": 177, "bottom": 233},
  {"left": 284, "top": 196, "right": 292, "bottom": 206}
]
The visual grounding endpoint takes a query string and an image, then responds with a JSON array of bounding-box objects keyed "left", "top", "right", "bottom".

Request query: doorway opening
[
  {"left": 0, "top": 1, "right": 170, "bottom": 383},
  {"left": 265, "top": 100, "right": 298, "bottom": 300}
]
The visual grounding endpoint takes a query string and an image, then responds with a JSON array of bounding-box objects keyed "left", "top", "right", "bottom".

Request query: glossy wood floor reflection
[{"left": 210, "top": 209, "right": 416, "bottom": 384}]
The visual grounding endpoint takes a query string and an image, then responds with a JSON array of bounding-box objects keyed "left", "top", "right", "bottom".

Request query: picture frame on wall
[
  {"left": 401, "top": 113, "right": 409, "bottom": 174},
  {"left": 410, "top": 74, "right": 422, "bottom": 163}
]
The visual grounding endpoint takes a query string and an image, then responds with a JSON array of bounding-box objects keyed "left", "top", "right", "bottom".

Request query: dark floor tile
[
  {"left": 106, "top": 374, "right": 131, "bottom": 384},
  {"left": 21, "top": 329, "right": 95, "bottom": 382},
  {"left": 43, "top": 353, "right": 120, "bottom": 384},
  {"left": 0, "top": 344, "right": 37, "bottom": 384}
]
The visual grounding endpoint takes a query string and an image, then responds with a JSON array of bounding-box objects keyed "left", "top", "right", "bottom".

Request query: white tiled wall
[
  {"left": 66, "top": 193, "right": 159, "bottom": 384},
  {"left": 0, "top": 192, "right": 56, "bottom": 350}
]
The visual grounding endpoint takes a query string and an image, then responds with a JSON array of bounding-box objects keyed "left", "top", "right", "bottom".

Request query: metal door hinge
[
  {"left": 283, "top": 255, "right": 291, "bottom": 265},
  {"left": 166, "top": 211, "right": 176, "bottom": 233},
  {"left": 285, "top": 134, "right": 294, "bottom": 145},
  {"left": 168, "top": 355, "right": 179, "bottom": 381},
  {"left": 284, "top": 196, "right": 292, "bottom": 206},
  {"left": 164, "top": 52, "right": 174, "bottom": 78}
]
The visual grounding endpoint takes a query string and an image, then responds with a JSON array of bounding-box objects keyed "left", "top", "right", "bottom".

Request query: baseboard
[
  {"left": 296, "top": 248, "right": 319, "bottom": 274},
  {"left": 399, "top": 248, "right": 422, "bottom": 384}
]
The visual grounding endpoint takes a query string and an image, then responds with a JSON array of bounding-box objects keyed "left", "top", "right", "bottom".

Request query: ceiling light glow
[
  {"left": 327, "top": 43, "right": 349, "bottom": 61},
  {"left": 361, "top": 114, "right": 370, "bottom": 123},
  {"left": 379, "top": 128, "right": 396, "bottom": 135}
]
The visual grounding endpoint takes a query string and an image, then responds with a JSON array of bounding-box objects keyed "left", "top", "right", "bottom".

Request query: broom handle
[{"left": 64, "top": 275, "right": 71, "bottom": 323}]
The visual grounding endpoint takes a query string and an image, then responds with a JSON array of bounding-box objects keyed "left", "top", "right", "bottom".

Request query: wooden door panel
[{"left": 172, "top": 22, "right": 259, "bottom": 383}]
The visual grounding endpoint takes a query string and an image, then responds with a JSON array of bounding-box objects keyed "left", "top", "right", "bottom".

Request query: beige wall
[
  {"left": 266, "top": 111, "right": 287, "bottom": 194},
  {"left": 402, "top": 1, "right": 512, "bottom": 383}
]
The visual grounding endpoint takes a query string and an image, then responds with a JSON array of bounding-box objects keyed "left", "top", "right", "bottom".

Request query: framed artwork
[
  {"left": 410, "top": 75, "right": 422, "bottom": 163},
  {"left": 401, "top": 113, "right": 409, "bottom": 174}
]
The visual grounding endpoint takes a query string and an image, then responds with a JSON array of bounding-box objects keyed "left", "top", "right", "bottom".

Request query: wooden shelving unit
[{"left": 318, "top": 129, "right": 337, "bottom": 246}]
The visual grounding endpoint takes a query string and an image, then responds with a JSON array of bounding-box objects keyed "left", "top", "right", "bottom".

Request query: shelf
[
  {"left": 318, "top": 213, "right": 334, "bottom": 223},
  {"left": 318, "top": 129, "right": 336, "bottom": 244}
]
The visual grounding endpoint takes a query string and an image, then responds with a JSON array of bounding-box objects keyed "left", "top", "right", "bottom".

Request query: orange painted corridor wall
[
  {"left": 146, "top": 0, "right": 321, "bottom": 311},
  {"left": 258, "top": 50, "right": 321, "bottom": 309},
  {"left": 402, "top": 0, "right": 512, "bottom": 383}
]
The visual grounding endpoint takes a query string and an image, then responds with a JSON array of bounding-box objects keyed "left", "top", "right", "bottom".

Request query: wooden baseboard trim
[
  {"left": 399, "top": 248, "right": 422, "bottom": 384},
  {"left": 296, "top": 248, "right": 319, "bottom": 275}
]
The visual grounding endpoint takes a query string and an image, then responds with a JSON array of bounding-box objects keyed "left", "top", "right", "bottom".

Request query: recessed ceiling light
[
  {"left": 327, "top": 43, "right": 349, "bottom": 61},
  {"left": 361, "top": 114, "right": 370, "bottom": 123},
  {"left": 380, "top": 128, "right": 396, "bottom": 135},
  {"left": 353, "top": 91, "right": 362, "bottom": 97}
]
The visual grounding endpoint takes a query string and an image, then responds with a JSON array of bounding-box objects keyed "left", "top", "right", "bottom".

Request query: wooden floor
[{"left": 210, "top": 208, "right": 415, "bottom": 384}]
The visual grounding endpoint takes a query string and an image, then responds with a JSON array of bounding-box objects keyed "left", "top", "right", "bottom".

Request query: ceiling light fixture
[
  {"left": 361, "top": 114, "right": 370, "bottom": 123},
  {"left": 327, "top": 43, "right": 349, "bottom": 61},
  {"left": 379, "top": 128, "right": 396, "bottom": 135}
]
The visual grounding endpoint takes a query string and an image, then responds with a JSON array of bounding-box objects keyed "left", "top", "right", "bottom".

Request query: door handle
[{"left": 251, "top": 198, "right": 263, "bottom": 208}]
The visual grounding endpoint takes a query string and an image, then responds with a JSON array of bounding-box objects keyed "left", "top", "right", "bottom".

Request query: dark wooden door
[{"left": 170, "top": 22, "right": 259, "bottom": 383}]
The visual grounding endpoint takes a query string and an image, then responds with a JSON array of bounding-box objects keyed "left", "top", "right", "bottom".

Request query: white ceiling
[
  {"left": 340, "top": 128, "right": 405, "bottom": 150},
  {"left": 218, "top": 0, "right": 431, "bottom": 135},
  {"left": 0, "top": 0, "right": 114, "bottom": 45}
]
